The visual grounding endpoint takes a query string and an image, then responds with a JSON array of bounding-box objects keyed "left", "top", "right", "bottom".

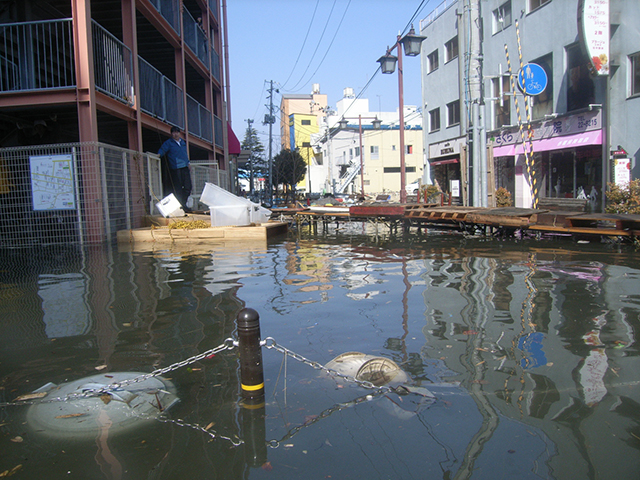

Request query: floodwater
[{"left": 1, "top": 224, "right": 639, "bottom": 480}]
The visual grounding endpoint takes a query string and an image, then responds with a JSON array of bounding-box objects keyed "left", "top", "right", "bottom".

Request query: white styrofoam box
[
  {"left": 156, "top": 194, "right": 184, "bottom": 217},
  {"left": 250, "top": 205, "right": 272, "bottom": 223},
  {"left": 210, "top": 205, "right": 251, "bottom": 227},
  {"left": 201, "top": 182, "right": 252, "bottom": 207}
]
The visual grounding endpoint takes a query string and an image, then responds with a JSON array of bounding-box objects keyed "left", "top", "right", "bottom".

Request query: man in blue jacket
[{"left": 158, "top": 126, "right": 192, "bottom": 211}]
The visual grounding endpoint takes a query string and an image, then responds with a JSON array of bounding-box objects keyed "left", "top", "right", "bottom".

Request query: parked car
[{"left": 405, "top": 180, "right": 421, "bottom": 195}]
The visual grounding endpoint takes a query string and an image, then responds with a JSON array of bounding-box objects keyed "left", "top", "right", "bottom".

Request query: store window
[
  {"left": 429, "top": 108, "right": 441, "bottom": 132},
  {"left": 447, "top": 100, "right": 460, "bottom": 127},
  {"left": 428, "top": 49, "right": 439, "bottom": 73},
  {"left": 493, "top": 1, "right": 512, "bottom": 34}
]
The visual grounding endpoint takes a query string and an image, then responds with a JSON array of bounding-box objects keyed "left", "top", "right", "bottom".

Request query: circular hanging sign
[{"left": 517, "top": 63, "right": 548, "bottom": 96}]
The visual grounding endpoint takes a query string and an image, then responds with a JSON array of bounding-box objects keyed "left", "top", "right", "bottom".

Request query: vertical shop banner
[
  {"left": 613, "top": 158, "right": 630, "bottom": 186},
  {"left": 579, "top": 0, "right": 610, "bottom": 75}
]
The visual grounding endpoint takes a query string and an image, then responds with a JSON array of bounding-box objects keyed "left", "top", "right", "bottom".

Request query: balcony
[{"left": 1, "top": 18, "right": 217, "bottom": 144}]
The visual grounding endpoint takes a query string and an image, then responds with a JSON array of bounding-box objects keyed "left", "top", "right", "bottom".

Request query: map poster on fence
[{"left": 29, "top": 154, "right": 76, "bottom": 211}]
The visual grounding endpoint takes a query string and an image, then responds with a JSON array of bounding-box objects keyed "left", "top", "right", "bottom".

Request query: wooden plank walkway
[{"left": 290, "top": 203, "right": 640, "bottom": 239}]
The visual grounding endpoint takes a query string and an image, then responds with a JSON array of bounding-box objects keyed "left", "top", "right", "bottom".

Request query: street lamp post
[
  {"left": 338, "top": 115, "right": 381, "bottom": 198},
  {"left": 377, "top": 26, "right": 425, "bottom": 203}
]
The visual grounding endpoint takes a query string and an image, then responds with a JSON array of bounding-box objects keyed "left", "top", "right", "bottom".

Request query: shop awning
[
  {"left": 430, "top": 158, "right": 459, "bottom": 166},
  {"left": 492, "top": 129, "right": 602, "bottom": 157},
  {"left": 227, "top": 124, "right": 241, "bottom": 155}
]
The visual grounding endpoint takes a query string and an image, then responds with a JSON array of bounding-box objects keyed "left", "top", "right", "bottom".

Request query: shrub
[
  {"left": 496, "top": 187, "right": 512, "bottom": 207},
  {"left": 605, "top": 179, "right": 640, "bottom": 214},
  {"left": 422, "top": 184, "right": 441, "bottom": 203}
]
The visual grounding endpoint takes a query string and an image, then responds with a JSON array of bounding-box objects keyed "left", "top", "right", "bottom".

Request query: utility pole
[
  {"left": 264, "top": 80, "right": 276, "bottom": 205},
  {"left": 245, "top": 118, "right": 254, "bottom": 194},
  {"left": 465, "top": 0, "right": 487, "bottom": 207}
]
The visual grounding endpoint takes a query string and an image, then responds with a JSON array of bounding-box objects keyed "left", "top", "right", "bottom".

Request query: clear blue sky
[{"left": 226, "top": 0, "right": 440, "bottom": 147}]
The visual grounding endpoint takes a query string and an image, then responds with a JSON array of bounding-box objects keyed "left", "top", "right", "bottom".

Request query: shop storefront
[
  {"left": 428, "top": 137, "right": 466, "bottom": 204},
  {"left": 491, "top": 109, "right": 603, "bottom": 209}
]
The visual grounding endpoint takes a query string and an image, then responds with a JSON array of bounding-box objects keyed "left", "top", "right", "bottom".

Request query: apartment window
[
  {"left": 406, "top": 145, "right": 413, "bottom": 154},
  {"left": 429, "top": 108, "right": 441, "bottom": 132},
  {"left": 528, "top": 0, "right": 550, "bottom": 12},
  {"left": 493, "top": 1, "right": 512, "bottom": 33},
  {"left": 370, "top": 145, "right": 379, "bottom": 160},
  {"left": 492, "top": 76, "right": 511, "bottom": 128},
  {"left": 355, "top": 146, "right": 360, "bottom": 158},
  {"left": 631, "top": 52, "right": 640, "bottom": 96},
  {"left": 428, "top": 49, "right": 439, "bottom": 73},
  {"left": 301, "top": 119, "right": 311, "bottom": 125},
  {"left": 447, "top": 100, "right": 460, "bottom": 126},
  {"left": 384, "top": 167, "right": 416, "bottom": 173},
  {"left": 445, "top": 36, "right": 458, "bottom": 63},
  {"left": 531, "top": 53, "right": 553, "bottom": 119},
  {"left": 302, "top": 141, "right": 311, "bottom": 148}
]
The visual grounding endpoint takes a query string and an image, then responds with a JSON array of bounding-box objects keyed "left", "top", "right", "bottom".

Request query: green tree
[
  {"left": 240, "top": 122, "right": 267, "bottom": 193},
  {"left": 273, "top": 149, "right": 307, "bottom": 203}
]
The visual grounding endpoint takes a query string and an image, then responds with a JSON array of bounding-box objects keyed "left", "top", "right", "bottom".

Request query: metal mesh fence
[{"left": 0, "top": 142, "right": 158, "bottom": 247}]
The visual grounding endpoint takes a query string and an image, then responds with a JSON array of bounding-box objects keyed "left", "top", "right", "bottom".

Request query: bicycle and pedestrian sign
[{"left": 517, "top": 63, "right": 548, "bottom": 96}]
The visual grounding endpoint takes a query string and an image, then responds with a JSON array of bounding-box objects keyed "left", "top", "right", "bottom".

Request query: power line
[{"left": 281, "top": 0, "right": 322, "bottom": 90}]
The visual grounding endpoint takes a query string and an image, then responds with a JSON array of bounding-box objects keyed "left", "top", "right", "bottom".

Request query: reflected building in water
[{"left": 419, "top": 250, "right": 640, "bottom": 479}]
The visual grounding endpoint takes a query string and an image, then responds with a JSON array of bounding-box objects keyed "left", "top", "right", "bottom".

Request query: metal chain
[
  {"left": 267, "top": 390, "right": 388, "bottom": 448},
  {"left": 5, "top": 338, "right": 238, "bottom": 406},
  {"left": 261, "top": 337, "right": 394, "bottom": 393},
  {"left": 107, "top": 338, "right": 238, "bottom": 390}
]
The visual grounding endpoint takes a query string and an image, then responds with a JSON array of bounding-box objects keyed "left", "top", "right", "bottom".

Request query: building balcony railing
[
  {"left": 182, "top": 8, "right": 209, "bottom": 68},
  {"left": 138, "top": 57, "right": 185, "bottom": 129},
  {"left": 186, "top": 93, "right": 213, "bottom": 142},
  {"left": 213, "top": 114, "right": 223, "bottom": 149},
  {"left": 0, "top": 19, "right": 75, "bottom": 92},
  {"left": 92, "top": 20, "right": 134, "bottom": 106},
  {"left": 147, "top": 0, "right": 181, "bottom": 35},
  {"left": 1, "top": 18, "right": 221, "bottom": 148}
]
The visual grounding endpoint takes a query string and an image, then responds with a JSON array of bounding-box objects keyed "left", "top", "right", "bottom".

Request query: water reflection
[{"left": 0, "top": 235, "right": 638, "bottom": 479}]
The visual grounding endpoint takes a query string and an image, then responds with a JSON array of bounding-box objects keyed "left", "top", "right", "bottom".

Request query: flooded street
[{"left": 1, "top": 226, "right": 639, "bottom": 479}]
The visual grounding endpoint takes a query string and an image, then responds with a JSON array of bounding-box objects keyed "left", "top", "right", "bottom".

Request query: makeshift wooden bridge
[{"left": 287, "top": 203, "right": 640, "bottom": 240}]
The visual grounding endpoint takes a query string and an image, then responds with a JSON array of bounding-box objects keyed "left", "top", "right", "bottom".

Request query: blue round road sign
[{"left": 518, "top": 63, "right": 548, "bottom": 96}]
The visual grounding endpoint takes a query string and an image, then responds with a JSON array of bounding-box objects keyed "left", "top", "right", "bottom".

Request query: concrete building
[
  {"left": 279, "top": 84, "right": 327, "bottom": 151},
  {"left": 288, "top": 112, "right": 320, "bottom": 195},
  {"left": 311, "top": 88, "right": 424, "bottom": 198},
  {"left": 419, "top": 0, "right": 639, "bottom": 208},
  {"left": 0, "top": 0, "right": 237, "bottom": 245}
]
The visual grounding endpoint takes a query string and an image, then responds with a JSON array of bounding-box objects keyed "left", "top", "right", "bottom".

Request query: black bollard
[
  {"left": 241, "top": 401, "right": 268, "bottom": 468},
  {"left": 236, "top": 308, "right": 265, "bottom": 401}
]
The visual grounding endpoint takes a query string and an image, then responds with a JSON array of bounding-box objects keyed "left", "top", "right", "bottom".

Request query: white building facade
[{"left": 311, "top": 88, "right": 424, "bottom": 198}]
